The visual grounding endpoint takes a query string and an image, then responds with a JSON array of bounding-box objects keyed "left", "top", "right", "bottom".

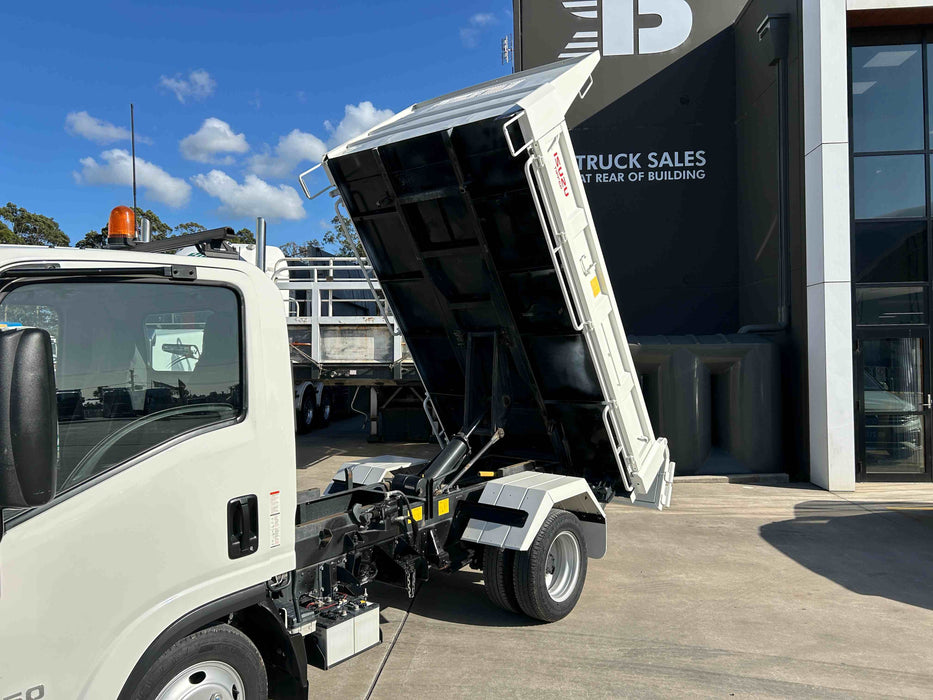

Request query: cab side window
[{"left": 0, "top": 281, "right": 243, "bottom": 492}]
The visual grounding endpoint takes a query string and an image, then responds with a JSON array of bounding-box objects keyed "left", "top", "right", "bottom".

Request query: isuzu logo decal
[
  {"left": 559, "top": 0, "right": 694, "bottom": 58},
  {"left": 553, "top": 152, "right": 571, "bottom": 197}
]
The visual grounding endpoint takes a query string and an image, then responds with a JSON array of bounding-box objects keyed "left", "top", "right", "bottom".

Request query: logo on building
[{"left": 559, "top": 0, "right": 694, "bottom": 59}]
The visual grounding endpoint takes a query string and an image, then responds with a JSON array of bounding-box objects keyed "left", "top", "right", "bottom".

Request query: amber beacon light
[{"left": 107, "top": 205, "right": 136, "bottom": 245}]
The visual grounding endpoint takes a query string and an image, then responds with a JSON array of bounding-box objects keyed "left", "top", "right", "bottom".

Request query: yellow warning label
[
  {"left": 479, "top": 471, "right": 496, "bottom": 478},
  {"left": 410, "top": 506, "right": 423, "bottom": 522},
  {"left": 591, "top": 276, "right": 601, "bottom": 297},
  {"left": 437, "top": 498, "right": 449, "bottom": 516}
]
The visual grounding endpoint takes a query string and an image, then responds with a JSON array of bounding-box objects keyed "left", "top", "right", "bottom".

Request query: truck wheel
[
  {"left": 297, "top": 389, "right": 315, "bottom": 434},
  {"left": 513, "top": 510, "right": 587, "bottom": 622},
  {"left": 129, "top": 623, "right": 267, "bottom": 700},
  {"left": 483, "top": 546, "right": 520, "bottom": 613},
  {"left": 317, "top": 389, "right": 332, "bottom": 428}
]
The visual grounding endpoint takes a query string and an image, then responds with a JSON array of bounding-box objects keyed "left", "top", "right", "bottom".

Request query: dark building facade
[{"left": 514, "top": 0, "right": 933, "bottom": 489}]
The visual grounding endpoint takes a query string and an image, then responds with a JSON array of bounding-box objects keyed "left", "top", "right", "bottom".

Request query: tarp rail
[
  {"left": 523, "top": 155, "right": 585, "bottom": 332},
  {"left": 524, "top": 142, "right": 633, "bottom": 495}
]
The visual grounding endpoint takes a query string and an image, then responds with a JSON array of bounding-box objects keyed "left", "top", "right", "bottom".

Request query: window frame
[
  {"left": 0, "top": 275, "right": 250, "bottom": 529},
  {"left": 849, "top": 27, "right": 933, "bottom": 330}
]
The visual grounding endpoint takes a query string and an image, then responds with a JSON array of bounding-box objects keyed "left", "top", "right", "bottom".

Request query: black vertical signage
[{"left": 517, "top": 0, "right": 745, "bottom": 335}]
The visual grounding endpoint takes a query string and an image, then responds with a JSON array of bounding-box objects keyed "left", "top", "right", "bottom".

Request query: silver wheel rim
[
  {"left": 154, "top": 660, "right": 245, "bottom": 700},
  {"left": 323, "top": 403, "right": 331, "bottom": 420},
  {"left": 304, "top": 404, "right": 314, "bottom": 425},
  {"left": 544, "top": 531, "right": 581, "bottom": 603}
]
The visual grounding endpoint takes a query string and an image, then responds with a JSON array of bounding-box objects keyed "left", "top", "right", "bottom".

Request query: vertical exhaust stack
[
  {"left": 139, "top": 217, "right": 152, "bottom": 244},
  {"left": 256, "top": 217, "right": 267, "bottom": 272}
]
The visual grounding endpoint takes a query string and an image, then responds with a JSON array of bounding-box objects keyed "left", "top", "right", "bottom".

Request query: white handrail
[
  {"left": 524, "top": 155, "right": 585, "bottom": 332},
  {"left": 271, "top": 256, "right": 375, "bottom": 283},
  {"left": 297, "top": 162, "right": 333, "bottom": 201}
]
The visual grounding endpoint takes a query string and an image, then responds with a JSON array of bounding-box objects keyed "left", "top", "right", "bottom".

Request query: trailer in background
[{"left": 207, "top": 242, "right": 431, "bottom": 439}]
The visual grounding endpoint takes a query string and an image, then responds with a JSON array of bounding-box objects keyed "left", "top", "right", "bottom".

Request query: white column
[{"left": 803, "top": 0, "right": 857, "bottom": 491}]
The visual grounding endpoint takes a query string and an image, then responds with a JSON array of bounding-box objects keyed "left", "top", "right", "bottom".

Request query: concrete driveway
[{"left": 296, "top": 419, "right": 933, "bottom": 699}]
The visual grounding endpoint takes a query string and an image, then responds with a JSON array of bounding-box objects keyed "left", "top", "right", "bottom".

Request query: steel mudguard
[{"left": 460, "top": 472, "right": 608, "bottom": 558}]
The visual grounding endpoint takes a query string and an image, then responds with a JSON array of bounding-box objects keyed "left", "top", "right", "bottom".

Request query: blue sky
[{"left": 0, "top": 0, "right": 513, "bottom": 248}]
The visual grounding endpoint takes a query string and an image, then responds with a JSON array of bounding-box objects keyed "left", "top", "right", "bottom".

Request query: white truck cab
[{"left": 0, "top": 248, "right": 300, "bottom": 698}]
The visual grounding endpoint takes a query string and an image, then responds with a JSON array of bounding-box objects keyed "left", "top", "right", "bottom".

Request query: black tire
[
  {"left": 316, "top": 389, "right": 332, "bottom": 428},
  {"left": 128, "top": 623, "right": 267, "bottom": 700},
  {"left": 513, "top": 510, "right": 587, "bottom": 622},
  {"left": 296, "top": 388, "right": 315, "bottom": 434},
  {"left": 483, "top": 546, "right": 520, "bottom": 613}
]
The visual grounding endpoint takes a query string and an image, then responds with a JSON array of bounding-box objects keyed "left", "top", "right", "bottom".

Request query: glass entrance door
[{"left": 856, "top": 332, "right": 933, "bottom": 481}]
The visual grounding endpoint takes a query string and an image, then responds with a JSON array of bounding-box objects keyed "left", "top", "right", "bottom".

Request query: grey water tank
[{"left": 630, "top": 335, "right": 781, "bottom": 476}]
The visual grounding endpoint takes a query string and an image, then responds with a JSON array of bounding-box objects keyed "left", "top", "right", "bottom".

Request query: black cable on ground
[{"left": 364, "top": 583, "right": 421, "bottom": 700}]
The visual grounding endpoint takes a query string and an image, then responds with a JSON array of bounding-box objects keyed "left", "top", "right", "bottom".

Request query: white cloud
[
  {"left": 65, "top": 111, "right": 151, "bottom": 145},
  {"left": 461, "top": 12, "right": 498, "bottom": 48},
  {"left": 179, "top": 118, "right": 250, "bottom": 164},
  {"left": 243, "top": 101, "right": 392, "bottom": 183},
  {"left": 471, "top": 12, "right": 497, "bottom": 26},
  {"left": 74, "top": 149, "right": 191, "bottom": 207},
  {"left": 159, "top": 69, "right": 216, "bottom": 103},
  {"left": 247, "top": 102, "right": 393, "bottom": 181},
  {"left": 192, "top": 170, "right": 305, "bottom": 221},
  {"left": 248, "top": 129, "right": 327, "bottom": 179},
  {"left": 324, "top": 101, "right": 394, "bottom": 147}
]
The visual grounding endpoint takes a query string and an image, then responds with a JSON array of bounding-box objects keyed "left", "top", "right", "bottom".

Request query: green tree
[
  {"left": 174, "top": 221, "right": 206, "bottom": 236},
  {"left": 0, "top": 202, "right": 70, "bottom": 246},
  {"left": 320, "top": 214, "right": 365, "bottom": 258},
  {"left": 281, "top": 211, "right": 364, "bottom": 260},
  {"left": 231, "top": 227, "right": 256, "bottom": 244},
  {"left": 74, "top": 230, "right": 105, "bottom": 249},
  {"left": 280, "top": 240, "right": 325, "bottom": 258},
  {"left": 0, "top": 220, "right": 16, "bottom": 244}
]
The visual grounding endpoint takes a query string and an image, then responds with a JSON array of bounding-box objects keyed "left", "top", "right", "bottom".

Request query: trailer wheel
[
  {"left": 296, "top": 388, "right": 315, "bottom": 434},
  {"left": 512, "top": 510, "right": 587, "bottom": 622},
  {"left": 317, "top": 389, "right": 332, "bottom": 428},
  {"left": 482, "top": 546, "right": 520, "bottom": 613},
  {"left": 129, "top": 623, "right": 267, "bottom": 700}
]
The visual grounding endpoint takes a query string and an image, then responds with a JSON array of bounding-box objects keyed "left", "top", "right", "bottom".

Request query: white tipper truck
[{"left": 0, "top": 52, "right": 673, "bottom": 699}]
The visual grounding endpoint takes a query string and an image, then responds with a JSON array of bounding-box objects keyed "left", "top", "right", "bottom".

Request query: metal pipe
[
  {"left": 421, "top": 412, "right": 485, "bottom": 483},
  {"left": 139, "top": 217, "right": 152, "bottom": 244},
  {"left": 256, "top": 217, "right": 267, "bottom": 272},
  {"left": 421, "top": 435, "right": 470, "bottom": 483},
  {"left": 740, "top": 15, "right": 791, "bottom": 335},
  {"left": 446, "top": 427, "right": 505, "bottom": 491},
  {"left": 130, "top": 103, "right": 137, "bottom": 214}
]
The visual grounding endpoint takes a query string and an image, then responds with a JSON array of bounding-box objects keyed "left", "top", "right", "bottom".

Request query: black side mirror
[{"left": 0, "top": 328, "right": 57, "bottom": 508}]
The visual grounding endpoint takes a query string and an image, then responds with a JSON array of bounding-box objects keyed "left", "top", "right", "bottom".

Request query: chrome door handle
[{"left": 923, "top": 394, "right": 932, "bottom": 410}]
